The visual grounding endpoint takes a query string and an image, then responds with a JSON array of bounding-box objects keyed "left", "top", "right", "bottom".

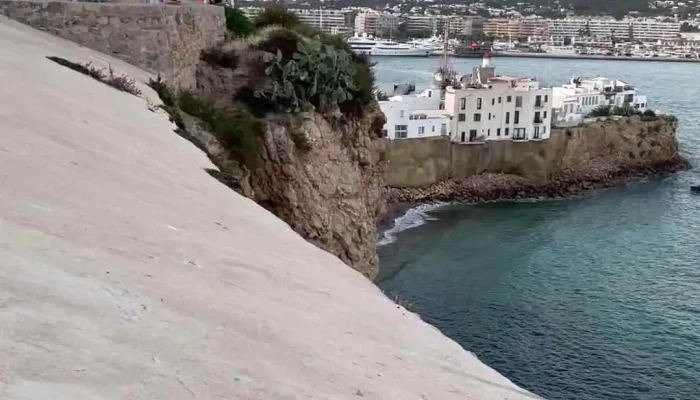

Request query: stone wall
[
  {"left": 386, "top": 117, "right": 682, "bottom": 188},
  {"left": 0, "top": 0, "right": 226, "bottom": 88}
]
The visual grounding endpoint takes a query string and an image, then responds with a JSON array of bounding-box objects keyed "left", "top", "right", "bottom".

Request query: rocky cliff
[
  {"left": 171, "top": 28, "right": 387, "bottom": 279},
  {"left": 387, "top": 116, "right": 689, "bottom": 204}
]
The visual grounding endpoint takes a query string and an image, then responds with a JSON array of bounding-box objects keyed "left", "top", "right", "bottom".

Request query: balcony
[
  {"left": 533, "top": 118, "right": 544, "bottom": 124},
  {"left": 534, "top": 101, "right": 544, "bottom": 108}
]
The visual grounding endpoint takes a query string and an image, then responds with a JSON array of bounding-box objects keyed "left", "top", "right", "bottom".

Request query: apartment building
[
  {"left": 632, "top": 20, "right": 680, "bottom": 40},
  {"left": 446, "top": 58, "right": 552, "bottom": 142},
  {"left": 354, "top": 10, "right": 399, "bottom": 36},
  {"left": 406, "top": 15, "right": 475, "bottom": 36},
  {"left": 294, "top": 9, "right": 347, "bottom": 34},
  {"left": 483, "top": 18, "right": 549, "bottom": 38},
  {"left": 240, "top": 7, "right": 348, "bottom": 34},
  {"left": 548, "top": 18, "right": 679, "bottom": 41}
]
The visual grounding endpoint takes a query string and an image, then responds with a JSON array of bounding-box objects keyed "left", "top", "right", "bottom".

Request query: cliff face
[
  {"left": 186, "top": 36, "right": 387, "bottom": 279},
  {"left": 250, "top": 111, "right": 386, "bottom": 279},
  {"left": 387, "top": 116, "right": 689, "bottom": 203}
]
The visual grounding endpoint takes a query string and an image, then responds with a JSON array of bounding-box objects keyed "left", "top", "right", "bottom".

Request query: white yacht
[
  {"left": 348, "top": 34, "right": 433, "bottom": 57},
  {"left": 545, "top": 45, "right": 577, "bottom": 55}
]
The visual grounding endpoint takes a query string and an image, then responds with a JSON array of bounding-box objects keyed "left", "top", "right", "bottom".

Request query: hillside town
[{"left": 237, "top": 4, "right": 700, "bottom": 58}]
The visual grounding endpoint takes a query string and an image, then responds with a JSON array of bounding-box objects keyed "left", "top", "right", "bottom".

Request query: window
[
  {"left": 497, "top": 128, "right": 501, "bottom": 136},
  {"left": 488, "top": 129, "right": 491, "bottom": 136},
  {"left": 458, "top": 113, "right": 466, "bottom": 122},
  {"left": 488, "top": 113, "right": 491, "bottom": 120},
  {"left": 474, "top": 113, "right": 481, "bottom": 122},
  {"left": 543, "top": 111, "right": 547, "bottom": 119},
  {"left": 477, "top": 98, "right": 482, "bottom": 110},
  {"left": 400, "top": 110, "right": 405, "bottom": 118},
  {"left": 514, "top": 110, "right": 520, "bottom": 124},
  {"left": 418, "top": 126, "right": 425, "bottom": 135},
  {"left": 428, "top": 91, "right": 432, "bottom": 97},
  {"left": 460, "top": 98, "right": 466, "bottom": 110},
  {"left": 441, "top": 123, "right": 447, "bottom": 135},
  {"left": 432, "top": 125, "right": 435, "bottom": 133},
  {"left": 498, "top": 97, "right": 502, "bottom": 103},
  {"left": 513, "top": 128, "right": 526, "bottom": 140},
  {"left": 507, "top": 96, "right": 512, "bottom": 102},
  {"left": 505, "top": 127, "right": 509, "bottom": 136},
  {"left": 395, "top": 125, "right": 407, "bottom": 139},
  {"left": 469, "top": 129, "right": 478, "bottom": 142},
  {"left": 461, "top": 131, "right": 466, "bottom": 142},
  {"left": 506, "top": 112, "right": 510, "bottom": 124},
  {"left": 535, "top": 95, "right": 542, "bottom": 107},
  {"left": 534, "top": 111, "right": 541, "bottom": 123},
  {"left": 534, "top": 126, "right": 541, "bottom": 139},
  {"left": 515, "top": 96, "right": 523, "bottom": 107},
  {"left": 544, "top": 94, "right": 548, "bottom": 103},
  {"left": 491, "top": 98, "right": 495, "bottom": 106}
]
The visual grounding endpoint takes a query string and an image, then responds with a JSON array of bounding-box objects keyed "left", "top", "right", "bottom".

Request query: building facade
[
  {"left": 484, "top": 18, "right": 549, "bottom": 39},
  {"left": 380, "top": 56, "right": 553, "bottom": 143},
  {"left": 380, "top": 89, "right": 450, "bottom": 139},
  {"left": 240, "top": 7, "right": 349, "bottom": 34},
  {"left": 548, "top": 18, "right": 679, "bottom": 41},
  {"left": 552, "top": 77, "right": 648, "bottom": 125},
  {"left": 445, "top": 64, "right": 552, "bottom": 142},
  {"left": 354, "top": 11, "right": 398, "bottom": 37}
]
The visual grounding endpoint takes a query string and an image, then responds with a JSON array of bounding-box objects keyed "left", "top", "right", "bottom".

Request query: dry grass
[{"left": 46, "top": 56, "right": 141, "bottom": 96}]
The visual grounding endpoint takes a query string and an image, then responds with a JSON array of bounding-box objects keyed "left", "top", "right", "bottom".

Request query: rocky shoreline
[{"left": 385, "top": 156, "right": 691, "bottom": 206}]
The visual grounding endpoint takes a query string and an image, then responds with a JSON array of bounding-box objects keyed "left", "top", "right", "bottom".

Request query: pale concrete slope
[{"left": 0, "top": 17, "right": 540, "bottom": 400}]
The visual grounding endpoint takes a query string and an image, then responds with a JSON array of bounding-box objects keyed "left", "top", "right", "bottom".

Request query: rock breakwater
[{"left": 386, "top": 156, "right": 690, "bottom": 205}]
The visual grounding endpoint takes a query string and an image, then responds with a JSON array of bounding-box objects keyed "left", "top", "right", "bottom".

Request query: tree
[
  {"left": 224, "top": 8, "right": 255, "bottom": 38},
  {"left": 563, "top": 36, "right": 572, "bottom": 46},
  {"left": 254, "top": 6, "right": 300, "bottom": 30}
]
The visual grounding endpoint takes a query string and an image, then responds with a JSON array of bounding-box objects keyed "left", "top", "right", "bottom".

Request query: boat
[
  {"left": 347, "top": 34, "right": 433, "bottom": 57},
  {"left": 691, "top": 185, "right": 700, "bottom": 193},
  {"left": 545, "top": 45, "right": 577, "bottom": 55}
]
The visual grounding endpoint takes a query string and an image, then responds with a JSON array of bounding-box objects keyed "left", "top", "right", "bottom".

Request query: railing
[
  {"left": 534, "top": 102, "right": 544, "bottom": 108},
  {"left": 533, "top": 118, "right": 543, "bottom": 124}
]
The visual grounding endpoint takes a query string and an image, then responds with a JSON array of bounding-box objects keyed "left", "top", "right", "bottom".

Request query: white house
[
  {"left": 445, "top": 56, "right": 553, "bottom": 142},
  {"left": 379, "top": 88, "right": 452, "bottom": 139},
  {"left": 380, "top": 54, "right": 553, "bottom": 142},
  {"left": 552, "top": 77, "right": 648, "bottom": 125}
]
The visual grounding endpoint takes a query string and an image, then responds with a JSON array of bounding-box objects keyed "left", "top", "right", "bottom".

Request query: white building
[
  {"left": 445, "top": 58, "right": 553, "bottom": 142},
  {"left": 380, "top": 55, "right": 554, "bottom": 143},
  {"left": 552, "top": 77, "right": 648, "bottom": 125},
  {"left": 547, "top": 18, "right": 679, "bottom": 42},
  {"left": 380, "top": 88, "right": 451, "bottom": 139},
  {"left": 354, "top": 11, "right": 399, "bottom": 37},
  {"left": 239, "top": 7, "right": 348, "bottom": 34}
]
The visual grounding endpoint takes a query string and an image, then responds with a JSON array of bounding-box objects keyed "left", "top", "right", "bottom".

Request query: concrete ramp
[{"left": 0, "top": 17, "right": 540, "bottom": 400}]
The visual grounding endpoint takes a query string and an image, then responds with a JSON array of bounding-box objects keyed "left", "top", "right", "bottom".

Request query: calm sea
[{"left": 375, "top": 56, "right": 700, "bottom": 400}]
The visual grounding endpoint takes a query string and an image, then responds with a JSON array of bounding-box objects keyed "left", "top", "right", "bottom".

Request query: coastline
[
  {"left": 466, "top": 52, "right": 700, "bottom": 63},
  {"left": 378, "top": 157, "right": 691, "bottom": 243}
]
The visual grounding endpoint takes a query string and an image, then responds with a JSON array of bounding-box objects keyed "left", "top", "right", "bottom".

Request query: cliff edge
[{"left": 2, "top": 17, "right": 543, "bottom": 400}]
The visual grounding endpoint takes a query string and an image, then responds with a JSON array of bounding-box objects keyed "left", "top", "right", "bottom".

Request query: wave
[{"left": 378, "top": 202, "right": 446, "bottom": 246}]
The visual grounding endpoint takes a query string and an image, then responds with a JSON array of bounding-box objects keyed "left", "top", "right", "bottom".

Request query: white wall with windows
[
  {"left": 446, "top": 82, "right": 553, "bottom": 143},
  {"left": 379, "top": 89, "right": 450, "bottom": 139}
]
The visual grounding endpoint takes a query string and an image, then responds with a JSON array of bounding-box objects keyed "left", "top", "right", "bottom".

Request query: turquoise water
[{"left": 375, "top": 57, "right": 700, "bottom": 400}]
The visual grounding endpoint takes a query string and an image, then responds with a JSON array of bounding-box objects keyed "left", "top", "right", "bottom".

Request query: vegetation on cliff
[
  {"left": 46, "top": 56, "right": 141, "bottom": 96},
  {"left": 148, "top": 6, "right": 386, "bottom": 279}
]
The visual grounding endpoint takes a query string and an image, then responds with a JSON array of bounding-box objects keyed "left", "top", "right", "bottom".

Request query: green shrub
[
  {"left": 659, "top": 114, "right": 678, "bottom": 124},
  {"left": 588, "top": 105, "right": 612, "bottom": 117},
  {"left": 640, "top": 109, "right": 657, "bottom": 121},
  {"left": 224, "top": 7, "right": 255, "bottom": 38},
  {"left": 254, "top": 6, "right": 299, "bottom": 29},
  {"left": 255, "top": 38, "right": 358, "bottom": 113},
  {"left": 147, "top": 75, "right": 176, "bottom": 106},
  {"left": 47, "top": 56, "right": 141, "bottom": 96},
  {"left": 255, "top": 28, "right": 302, "bottom": 62},
  {"left": 611, "top": 104, "right": 640, "bottom": 117},
  {"left": 201, "top": 48, "right": 240, "bottom": 69},
  {"left": 177, "top": 90, "right": 263, "bottom": 167}
]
